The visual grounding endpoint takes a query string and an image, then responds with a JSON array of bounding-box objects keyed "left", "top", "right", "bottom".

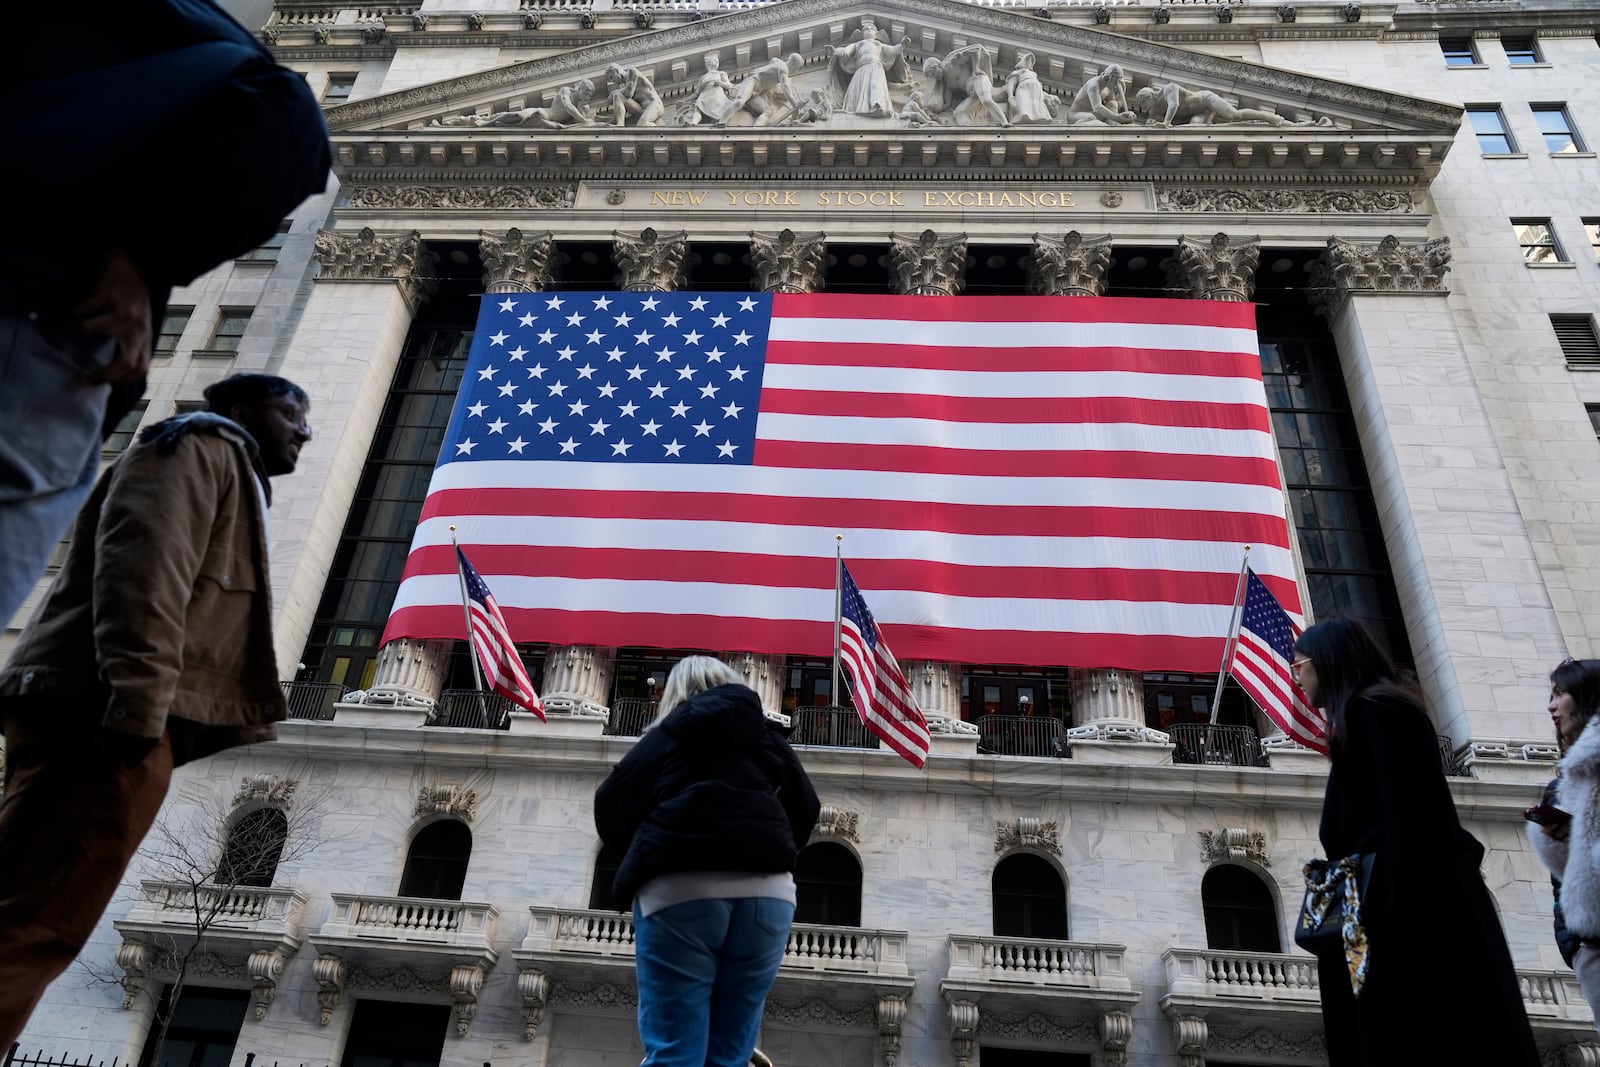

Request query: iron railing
[
  {"left": 3, "top": 1046, "right": 123, "bottom": 1067},
  {"left": 1437, "top": 734, "right": 1465, "bottom": 776},
  {"left": 1169, "top": 724, "right": 1267, "bottom": 768},
  {"left": 789, "top": 705, "right": 880, "bottom": 750},
  {"left": 431, "top": 689, "right": 515, "bottom": 730},
  {"left": 279, "top": 680, "right": 345, "bottom": 721},
  {"left": 975, "top": 715, "right": 1068, "bottom": 758},
  {"left": 606, "top": 698, "right": 659, "bottom": 737}
]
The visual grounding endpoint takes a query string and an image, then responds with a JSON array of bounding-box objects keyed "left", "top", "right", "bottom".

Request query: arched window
[
  {"left": 589, "top": 842, "right": 626, "bottom": 911},
  {"left": 216, "top": 808, "right": 288, "bottom": 888},
  {"left": 992, "top": 853, "right": 1067, "bottom": 940},
  {"left": 794, "top": 842, "right": 862, "bottom": 927},
  {"left": 398, "top": 820, "right": 472, "bottom": 900},
  {"left": 1202, "top": 865, "right": 1281, "bottom": 953}
]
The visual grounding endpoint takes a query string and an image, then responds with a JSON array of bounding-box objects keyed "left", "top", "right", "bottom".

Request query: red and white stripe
[
  {"left": 469, "top": 593, "right": 544, "bottom": 719},
  {"left": 839, "top": 619, "right": 929, "bottom": 768},
  {"left": 1231, "top": 629, "right": 1326, "bottom": 754}
]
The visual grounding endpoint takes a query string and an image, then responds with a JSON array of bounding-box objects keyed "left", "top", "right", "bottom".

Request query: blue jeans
[
  {"left": 633, "top": 897, "right": 795, "bottom": 1067},
  {"left": 0, "top": 311, "right": 110, "bottom": 626}
]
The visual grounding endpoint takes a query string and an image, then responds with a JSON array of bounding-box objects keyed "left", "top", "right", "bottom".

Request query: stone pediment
[{"left": 324, "top": 0, "right": 1459, "bottom": 183}]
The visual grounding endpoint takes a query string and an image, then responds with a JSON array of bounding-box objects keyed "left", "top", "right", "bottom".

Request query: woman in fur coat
[
  {"left": 1294, "top": 618, "right": 1539, "bottom": 1066},
  {"left": 1528, "top": 656, "right": 1600, "bottom": 1026}
]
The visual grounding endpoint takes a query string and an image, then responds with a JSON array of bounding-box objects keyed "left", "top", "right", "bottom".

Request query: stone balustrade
[
  {"left": 1163, "top": 947, "right": 1321, "bottom": 1006},
  {"left": 122, "top": 879, "right": 306, "bottom": 932},
  {"left": 1519, "top": 969, "right": 1594, "bottom": 1023},
  {"left": 946, "top": 935, "right": 1133, "bottom": 992},
  {"left": 319, "top": 892, "right": 499, "bottom": 947}
]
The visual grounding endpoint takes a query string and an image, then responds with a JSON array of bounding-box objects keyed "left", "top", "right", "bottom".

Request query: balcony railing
[
  {"left": 976, "top": 715, "right": 1067, "bottom": 758},
  {"left": 947, "top": 935, "right": 1133, "bottom": 992},
  {"left": 789, "top": 705, "right": 879, "bottom": 750},
  {"left": 1163, "top": 947, "right": 1320, "bottom": 1007},
  {"left": 281, "top": 680, "right": 346, "bottom": 721},
  {"left": 430, "top": 689, "right": 514, "bottom": 730},
  {"left": 606, "top": 697, "right": 658, "bottom": 737},
  {"left": 320, "top": 893, "right": 498, "bottom": 947},
  {"left": 1169, "top": 724, "right": 1267, "bottom": 768},
  {"left": 121, "top": 880, "right": 304, "bottom": 932},
  {"left": 1519, "top": 969, "right": 1594, "bottom": 1022}
]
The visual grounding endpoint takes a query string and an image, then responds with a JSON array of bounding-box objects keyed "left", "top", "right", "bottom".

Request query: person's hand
[{"left": 73, "top": 251, "right": 152, "bottom": 384}]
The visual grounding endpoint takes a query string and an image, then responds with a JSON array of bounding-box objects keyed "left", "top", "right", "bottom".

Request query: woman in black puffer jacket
[{"left": 595, "top": 656, "right": 820, "bottom": 1067}]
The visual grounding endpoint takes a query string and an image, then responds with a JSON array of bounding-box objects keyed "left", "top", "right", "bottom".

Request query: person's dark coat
[
  {"left": 1315, "top": 691, "right": 1539, "bottom": 1066},
  {"left": 594, "top": 684, "right": 820, "bottom": 910}
]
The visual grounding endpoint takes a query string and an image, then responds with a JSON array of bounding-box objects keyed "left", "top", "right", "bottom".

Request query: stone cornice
[{"left": 320, "top": 0, "right": 1464, "bottom": 133}]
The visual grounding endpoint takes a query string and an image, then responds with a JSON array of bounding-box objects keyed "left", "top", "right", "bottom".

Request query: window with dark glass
[
  {"left": 992, "top": 853, "right": 1067, "bottom": 940},
  {"left": 1439, "top": 36, "right": 1478, "bottom": 66},
  {"left": 216, "top": 807, "right": 287, "bottom": 887},
  {"left": 203, "top": 308, "right": 251, "bottom": 356},
  {"left": 340, "top": 1000, "right": 450, "bottom": 1067},
  {"left": 398, "top": 820, "right": 472, "bottom": 900},
  {"left": 238, "top": 220, "right": 292, "bottom": 263},
  {"left": 155, "top": 307, "right": 192, "bottom": 358},
  {"left": 1466, "top": 106, "right": 1517, "bottom": 153},
  {"left": 103, "top": 401, "right": 149, "bottom": 455},
  {"left": 1202, "top": 865, "right": 1281, "bottom": 952},
  {"left": 323, "top": 73, "right": 357, "bottom": 102},
  {"left": 589, "top": 841, "right": 625, "bottom": 911},
  {"left": 1501, "top": 34, "right": 1540, "bottom": 64},
  {"left": 138, "top": 986, "right": 248, "bottom": 1067},
  {"left": 794, "top": 842, "right": 862, "bottom": 926},
  {"left": 1512, "top": 219, "right": 1565, "bottom": 263},
  {"left": 1532, "top": 105, "right": 1585, "bottom": 154},
  {"left": 1587, "top": 404, "right": 1600, "bottom": 441},
  {"left": 1554, "top": 314, "right": 1600, "bottom": 369}
]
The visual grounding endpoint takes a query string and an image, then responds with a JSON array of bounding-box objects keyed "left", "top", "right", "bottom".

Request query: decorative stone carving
[
  {"left": 361, "top": 24, "right": 385, "bottom": 44},
  {"left": 518, "top": 969, "right": 551, "bottom": 1040},
  {"left": 466, "top": 12, "right": 486, "bottom": 30},
  {"left": 750, "top": 229, "right": 827, "bottom": 293},
  {"left": 614, "top": 228, "right": 689, "bottom": 293},
  {"left": 1342, "top": 2, "right": 1363, "bottom": 21},
  {"left": 1093, "top": 5, "right": 1111, "bottom": 25},
  {"left": 1029, "top": 231, "right": 1112, "bottom": 297},
  {"left": 906, "top": 659, "right": 965, "bottom": 725},
  {"left": 922, "top": 44, "right": 1009, "bottom": 127},
  {"left": 1198, "top": 826, "right": 1271, "bottom": 867},
  {"left": 889, "top": 230, "right": 968, "bottom": 297},
  {"left": 733, "top": 651, "right": 787, "bottom": 716},
  {"left": 604, "top": 64, "right": 665, "bottom": 127},
  {"left": 1216, "top": 3, "right": 1234, "bottom": 24},
  {"left": 416, "top": 784, "right": 479, "bottom": 823},
  {"left": 361, "top": 636, "right": 451, "bottom": 709},
  {"left": 247, "top": 948, "right": 289, "bottom": 1021},
  {"left": 1278, "top": 4, "right": 1298, "bottom": 21},
  {"left": 234, "top": 773, "right": 296, "bottom": 809},
  {"left": 430, "top": 79, "right": 597, "bottom": 129},
  {"left": 312, "top": 27, "right": 331, "bottom": 44},
  {"left": 715, "top": 54, "right": 807, "bottom": 127},
  {"left": 409, "top": 13, "right": 428, "bottom": 31},
  {"left": 346, "top": 185, "right": 577, "bottom": 211},
  {"left": 1307, "top": 234, "right": 1452, "bottom": 316},
  {"left": 1100, "top": 191, "right": 1124, "bottom": 209},
  {"left": 1098, "top": 1010, "right": 1134, "bottom": 1067},
  {"left": 1166, "top": 233, "right": 1260, "bottom": 303},
  {"left": 312, "top": 955, "right": 345, "bottom": 1025},
  {"left": 1152, "top": 5, "right": 1171, "bottom": 24},
  {"left": 481, "top": 228, "right": 556, "bottom": 293},
  {"left": 1156, "top": 188, "right": 1413, "bottom": 214},
  {"left": 681, "top": 52, "right": 737, "bottom": 125},
  {"left": 824, "top": 17, "right": 911, "bottom": 118},
  {"left": 995, "top": 817, "right": 1062, "bottom": 855},
  {"left": 1005, "top": 51, "right": 1059, "bottom": 124},
  {"left": 949, "top": 999, "right": 980, "bottom": 1067},
  {"left": 260, "top": 27, "right": 280, "bottom": 44},
  {"left": 815, "top": 805, "right": 861, "bottom": 843},
  {"left": 1067, "top": 64, "right": 1135, "bottom": 125},
  {"left": 1173, "top": 1014, "right": 1209, "bottom": 1067},
  {"left": 877, "top": 995, "right": 907, "bottom": 1067},
  {"left": 551, "top": 980, "right": 638, "bottom": 1011},
  {"left": 633, "top": 10, "right": 655, "bottom": 29},
  {"left": 1067, "top": 668, "right": 1158, "bottom": 741},
  {"left": 764, "top": 997, "right": 878, "bottom": 1028},
  {"left": 976, "top": 1009, "right": 1097, "bottom": 1046},
  {"left": 1207, "top": 1024, "right": 1328, "bottom": 1059},
  {"left": 1134, "top": 81, "right": 1331, "bottom": 127},
  {"left": 522, "top": 11, "right": 542, "bottom": 29},
  {"left": 312, "top": 227, "right": 439, "bottom": 311},
  {"left": 897, "top": 92, "right": 934, "bottom": 127},
  {"left": 541, "top": 643, "right": 618, "bottom": 718},
  {"left": 450, "top": 962, "right": 486, "bottom": 1036},
  {"left": 115, "top": 939, "right": 151, "bottom": 1010}
]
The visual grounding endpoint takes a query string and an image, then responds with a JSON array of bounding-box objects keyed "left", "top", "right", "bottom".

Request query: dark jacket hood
[{"left": 658, "top": 683, "right": 768, "bottom": 748}]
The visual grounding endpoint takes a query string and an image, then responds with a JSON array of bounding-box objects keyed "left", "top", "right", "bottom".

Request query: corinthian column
[
  {"left": 1166, "top": 232, "right": 1260, "bottom": 303},
  {"left": 272, "top": 228, "right": 439, "bottom": 687},
  {"left": 614, "top": 227, "right": 689, "bottom": 291}
]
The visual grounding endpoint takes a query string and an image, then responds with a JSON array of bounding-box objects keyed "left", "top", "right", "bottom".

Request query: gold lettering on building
[{"left": 638, "top": 188, "right": 1089, "bottom": 210}]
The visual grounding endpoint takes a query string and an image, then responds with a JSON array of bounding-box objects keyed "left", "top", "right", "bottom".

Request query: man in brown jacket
[{"left": 0, "top": 372, "right": 310, "bottom": 1044}]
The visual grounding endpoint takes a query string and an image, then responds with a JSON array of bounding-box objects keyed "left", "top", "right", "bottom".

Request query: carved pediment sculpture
[
  {"left": 430, "top": 78, "right": 597, "bottom": 129},
  {"left": 603, "top": 64, "right": 666, "bottom": 127},
  {"left": 1133, "top": 80, "right": 1333, "bottom": 129},
  {"left": 824, "top": 16, "right": 912, "bottom": 118},
  {"left": 1066, "top": 63, "right": 1135, "bottom": 125},
  {"left": 922, "top": 44, "right": 1010, "bottom": 128}
]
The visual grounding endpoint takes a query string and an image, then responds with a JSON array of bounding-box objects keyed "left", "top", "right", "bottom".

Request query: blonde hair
[{"left": 653, "top": 656, "right": 745, "bottom": 725}]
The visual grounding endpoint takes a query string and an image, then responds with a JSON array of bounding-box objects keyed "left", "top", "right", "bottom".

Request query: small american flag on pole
[
  {"left": 1228, "top": 569, "right": 1325, "bottom": 753},
  {"left": 839, "top": 561, "right": 929, "bottom": 767},
  {"left": 457, "top": 545, "right": 544, "bottom": 720}
]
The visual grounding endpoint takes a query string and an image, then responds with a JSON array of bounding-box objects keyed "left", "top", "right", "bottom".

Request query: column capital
[
  {"left": 750, "top": 228, "right": 828, "bottom": 293},
  {"left": 613, "top": 227, "right": 689, "bottom": 291},
  {"left": 480, "top": 228, "right": 556, "bottom": 293},
  {"left": 1028, "top": 231, "right": 1113, "bottom": 297},
  {"left": 1165, "top": 232, "right": 1260, "bottom": 302},
  {"left": 1307, "top": 233, "right": 1452, "bottom": 316},
  {"left": 889, "top": 229, "right": 969, "bottom": 296},
  {"left": 312, "top": 227, "right": 439, "bottom": 312}
]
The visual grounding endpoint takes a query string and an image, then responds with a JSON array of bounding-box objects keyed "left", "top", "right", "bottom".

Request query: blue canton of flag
[
  {"left": 1241, "top": 571, "right": 1295, "bottom": 662},
  {"left": 444, "top": 292, "right": 772, "bottom": 465}
]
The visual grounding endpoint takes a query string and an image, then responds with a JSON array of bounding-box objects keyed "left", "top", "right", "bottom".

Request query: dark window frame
[
  {"left": 398, "top": 819, "right": 472, "bottom": 901},
  {"left": 323, "top": 72, "right": 358, "bottom": 102},
  {"left": 1439, "top": 36, "right": 1478, "bottom": 66},
  {"left": 1466, "top": 105, "right": 1518, "bottom": 154},
  {"left": 1512, "top": 218, "right": 1565, "bottom": 263},
  {"left": 1532, "top": 104, "right": 1586, "bottom": 154},
  {"left": 1501, "top": 34, "right": 1542, "bottom": 65},
  {"left": 794, "top": 841, "right": 863, "bottom": 927},
  {"left": 1201, "top": 864, "right": 1282, "bottom": 953},
  {"left": 155, "top": 306, "right": 193, "bottom": 358},
  {"left": 992, "top": 852, "right": 1069, "bottom": 940}
]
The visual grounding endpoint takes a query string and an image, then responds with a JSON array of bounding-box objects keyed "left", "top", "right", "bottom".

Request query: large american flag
[
  {"left": 1228, "top": 568, "right": 1325, "bottom": 752},
  {"left": 383, "top": 292, "right": 1300, "bottom": 670},
  {"left": 839, "top": 560, "right": 929, "bottom": 766},
  {"left": 457, "top": 545, "right": 544, "bottom": 719}
]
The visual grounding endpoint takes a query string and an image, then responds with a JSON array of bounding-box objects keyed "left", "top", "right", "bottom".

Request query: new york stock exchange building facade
[{"left": 11, "top": 0, "right": 1600, "bottom": 1064}]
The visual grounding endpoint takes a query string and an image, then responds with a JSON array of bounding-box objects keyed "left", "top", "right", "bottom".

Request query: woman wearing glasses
[
  {"left": 1528, "top": 657, "right": 1600, "bottom": 1027},
  {"left": 1292, "top": 617, "right": 1538, "bottom": 1066}
]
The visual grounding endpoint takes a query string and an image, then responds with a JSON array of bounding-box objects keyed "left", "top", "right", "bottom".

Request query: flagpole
[
  {"left": 451, "top": 526, "right": 490, "bottom": 726},
  {"left": 831, "top": 535, "right": 843, "bottom": 710},
  {"left": 1208, "top": 544, "right": 1252, "bottom": 725}
]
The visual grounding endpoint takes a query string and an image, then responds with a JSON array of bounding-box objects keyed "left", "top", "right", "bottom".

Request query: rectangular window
[
  {"left": 174, "top": 399, "right": 207, "bottom": 416},
  {"left": 1440, "top": 37, "right": 1478, "bottom": 66},
  {"left": 137, "top": 987, "right": 248, "bottom": 1067},
  {"left": 206, "top": 308, "right": 252, "bottom": 355},
  {"left": 238, "top": 220, "right": 291, "bottom": 262},
  {"left": 1585, "top": 218, "right": 1600, "bottom": 260},
  {"left": 1533, "top": 105, "right": 1586, "bottom": 154},
  {"left": 1512, "top": 219, "right": 1565, "bottom": 263},
  {"left": 1554, "top": 314, "right": 1600, "bottom": 369},
  {"left": 323, "top": 73, "right": 357, "bottom": 102},
  {"left": 103, "top": 401, "right": 149, "bottom": 455},
  {"left": 1467, "top": 106, "right": 1517, "bottom": 153},
  {"left": 154, "top": 306, "right": 192, "bottom": 358},
  {"left": 1587, "top": 404, "right": 1600, "bottom": 440},
  {"left": 1502, "top": 35, "right": 1541, "bottom": 64}
]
